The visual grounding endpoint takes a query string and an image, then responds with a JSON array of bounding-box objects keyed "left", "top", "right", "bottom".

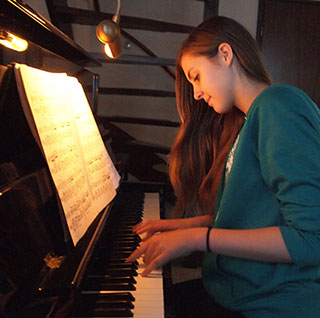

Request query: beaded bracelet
[{"left": 206, "top": 226, "right": 213, "bottom": 253}]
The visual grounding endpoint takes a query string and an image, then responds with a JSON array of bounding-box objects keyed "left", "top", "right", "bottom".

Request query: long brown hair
[{"left": 169, "top": 16, "right": 271, "bottom": 217}]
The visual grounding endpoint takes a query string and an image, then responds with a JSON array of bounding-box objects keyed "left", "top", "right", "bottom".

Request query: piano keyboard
[
  {"left": 132, "top": 193, "right": 164, "bottom": 318},
  {"left": 71, "top": 192, "right": 164, "bottom": 317}
]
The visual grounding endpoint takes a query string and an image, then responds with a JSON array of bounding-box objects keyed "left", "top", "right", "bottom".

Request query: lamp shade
[{"left": 96, "top": 20, "right": 122, "bottom": 59}]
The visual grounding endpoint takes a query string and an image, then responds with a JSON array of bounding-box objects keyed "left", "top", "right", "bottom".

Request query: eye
[{"left": 194, "top": 74, "right": 199, "bottom": 82}]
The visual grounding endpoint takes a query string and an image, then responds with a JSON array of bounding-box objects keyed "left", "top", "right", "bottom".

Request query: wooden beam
[
  {"left": 203, "top": 0, "right": 219, "bottom": 20},
  {"left": 90, "top": 53, "right": 175, "bottom": 66},
  {"left": 53, "top": 6, "right": 195, "bottom": 33},
  {"left": 120, "top": 29, "right": 175, "bottom": 79},
  {"left": 93, "top": 0, "right": 101, "bottom": 12}
]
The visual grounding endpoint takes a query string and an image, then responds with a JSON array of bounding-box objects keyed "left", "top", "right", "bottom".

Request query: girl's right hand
[{"left": 127, "top": 227, "right": 207, "bottom": 276}]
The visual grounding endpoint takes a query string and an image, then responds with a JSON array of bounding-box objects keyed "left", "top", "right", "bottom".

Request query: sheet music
[{"left": 14, "top": 63, "right": 120, "bottom": 245}]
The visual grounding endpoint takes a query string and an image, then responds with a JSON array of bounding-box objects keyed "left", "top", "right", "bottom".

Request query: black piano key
[
  {"left": 116, "top": 229, "right": 136, "bottom": 234},
  {"left": 101, "top": 268, "right": 138, "bottom": 277},
  {"left": 117, "top": 225, "right": 136, "bottom": 229},
  {"left": 117, "top": 220, "right": 140, "bottom": 226},
  {"left": 91, "top": 307, "right": 133, "bottom": 317},
  {"left": 86, "top": 265, "right": 138, "bottom": 276},
  {"left": 109, "top": 251, "right": 133, "bottom": 259},
  {"left": 80, "top": 292, "right": 135, "bottom": 302},
  {"left": 111, "top": 246, "right": 139, "bottom": 252},
  {"left": 90, "top": 262, "right": 138, "bottom": 270},
  {"left": 111, "top": 240, "right": 140, "bottom": 248},
  {"left": 95, "top": 300, "right": 134, "bottom": 309},
  {"left": 84, "top": 281, "right": 136, "bottom": 291},
  {"left": 90, "top": 255, "right": 138, "bottom": 269},
  {"left": 112, "top": 236, "right": 141, "bottom": 243},
  {"left": 92, "top": 254, "right": 137, "bottom": 265},
  {"left": 93, "top": 253, "right": 135, "bottom": 263},
  {"left": 103, "top": 260, "right": 137, "bottom": 270},
  {"left": 115, "top": 233, "right": 140, "bottom": 239},
  {"left": 76, "top": 297, "right": 134, "bottom": 309},
  {"left": 74, "top": 306, "right": 134, "bottom": 317},
  {"left": 98, "top": 238, "right": 141, "bottom": 250},
  {"left": 86, "top": 276, "right": 137, "bottom": 285},
  {"left": 102, "top": 236, "right": 140, "bottom": 245},
  {"left": 93, "top": 308, "right": 133, "bottom": 318},
  {"left": 94, "top": 256, "right": 133, "bottom": 266}
]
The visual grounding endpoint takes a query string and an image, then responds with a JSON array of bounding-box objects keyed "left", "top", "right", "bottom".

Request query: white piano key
[{"left": 132, "top": 193, "right": 164, "bottom": 318}]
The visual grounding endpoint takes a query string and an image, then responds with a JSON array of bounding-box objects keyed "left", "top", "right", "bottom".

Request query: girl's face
[{"left": 181, "top": 49, "right": 236, "bottom": 114}]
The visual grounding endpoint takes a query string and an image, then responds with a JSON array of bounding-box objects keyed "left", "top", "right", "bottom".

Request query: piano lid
[{"left": 0, "top": 0, "right": 101, "bottom": 67}]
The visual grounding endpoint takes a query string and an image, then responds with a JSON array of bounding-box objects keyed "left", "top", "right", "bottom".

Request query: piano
[{"left": 0, "top": 1, "right": 173, "bottom": 317}]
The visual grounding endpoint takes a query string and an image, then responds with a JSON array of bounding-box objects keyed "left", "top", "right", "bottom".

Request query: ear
[{"left": 217, "top": 43, "right": 234, "bottom": 67}]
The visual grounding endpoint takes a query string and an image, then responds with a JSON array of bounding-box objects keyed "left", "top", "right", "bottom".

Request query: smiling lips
[{"left": 205, "top": 97, "right": 211, "bottom": 104}]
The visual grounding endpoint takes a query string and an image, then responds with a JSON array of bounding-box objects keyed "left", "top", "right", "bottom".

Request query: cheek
[
  {"left": 208, "top": 79, "right": 234, "bottom": 112},
  {"left": 215, "top": 73, "right": 234, "bottom": 100},
  {"left": 207, "top": 80, "right": 228, "bottom": 100}
]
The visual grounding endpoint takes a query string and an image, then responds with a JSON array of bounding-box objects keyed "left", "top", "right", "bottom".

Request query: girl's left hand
[{"left": 126, "top": 228, "right": 205, "bottom": 276}]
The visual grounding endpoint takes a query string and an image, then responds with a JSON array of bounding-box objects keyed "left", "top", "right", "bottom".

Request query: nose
[{"left": 193, "top": 87, "right": 203, "bottom": 100}]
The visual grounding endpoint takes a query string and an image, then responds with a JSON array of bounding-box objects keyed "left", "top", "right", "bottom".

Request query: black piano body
[{"left": 0, "top": 2, "right": 172, "bottom": 317}]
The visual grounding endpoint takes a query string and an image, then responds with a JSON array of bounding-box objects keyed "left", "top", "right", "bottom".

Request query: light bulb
[{"left": 0, "top": 30, "right": 28, "bottom": 52}]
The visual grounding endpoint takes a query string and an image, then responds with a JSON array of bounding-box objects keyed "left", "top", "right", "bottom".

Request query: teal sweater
[{"left": 202, "top": 84, "right": 320, "bottom": 317}]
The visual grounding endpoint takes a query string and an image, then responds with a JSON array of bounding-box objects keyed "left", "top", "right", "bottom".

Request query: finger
[
  {"left": 135, "top": 225, "right": 153, "bottom": 235},
  {"left": 141, "top": 253, "right": 165, "bottom": 277},
  {"left": 132, "top": 222, "right": 144, "bottom": 233},
  {"left": 141, "top": 235, "right": 162, "bottom": 264},
  {"left": 141, "top": 231, "right": 156, "bottom": 241},
  {"left": 126, "top": 244, "right": 146, "bottom": 263},
  {"left": 133, "top": 220, "right": 162, "bottom": 235},
  {"left": 140, "top": 232, "right": 148, "bottom": 241},
  {"left": 142, "top": 240, "right": 159, "bottom": 265}
]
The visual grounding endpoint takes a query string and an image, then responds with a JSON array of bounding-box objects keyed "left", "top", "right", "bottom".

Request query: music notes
[{"left": 14, "top": 64, "right": 120, "bottom": 245}]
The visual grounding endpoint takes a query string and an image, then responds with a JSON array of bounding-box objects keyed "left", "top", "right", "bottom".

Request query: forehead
[
  {"left": 180, "top": 53, "right": 211, "bottom": 76},
  {"left": 181, "top": 53, "right": 199, "bottom": 70}
]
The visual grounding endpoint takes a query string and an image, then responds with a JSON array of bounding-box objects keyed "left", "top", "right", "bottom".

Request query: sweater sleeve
[{"left": 255, "top": 86, "right": 320, "bottom": 267}]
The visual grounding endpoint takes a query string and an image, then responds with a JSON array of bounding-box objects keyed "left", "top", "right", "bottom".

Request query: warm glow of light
[
  {"left": 0, "top": 31, "right": 28, "bottom": 52},
  {"left": 0, "top": 186, "right": 11, "bottom": 196},
  {"left": 104, "top": 43, "right": 114, "bottom": 58}
]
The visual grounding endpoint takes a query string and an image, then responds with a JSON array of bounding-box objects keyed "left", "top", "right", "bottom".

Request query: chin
[
  {"left": 211, "top": 106, "right": 227, "bottom": 114},
  {"left": 212, "top": 103, "right": 233, "bottom": 114}
]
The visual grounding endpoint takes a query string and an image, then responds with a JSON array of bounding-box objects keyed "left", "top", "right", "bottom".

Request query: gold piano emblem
[{"left": 44, "top": 252, "right": 64, "bottom": 269}]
